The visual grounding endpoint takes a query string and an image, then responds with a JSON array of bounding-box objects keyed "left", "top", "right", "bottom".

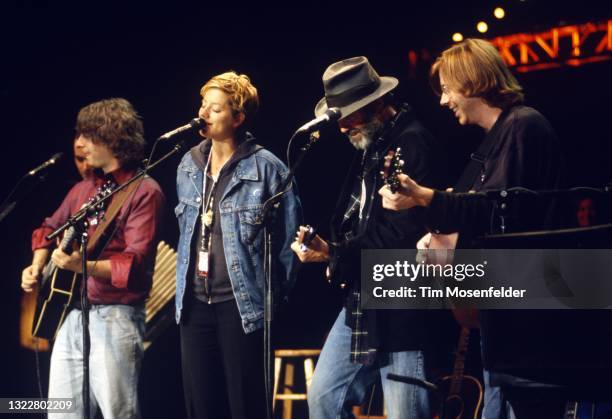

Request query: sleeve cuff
[
  {"left": 109, "top": 253, "right": 137, "bottom": 289},
  {"left": 31, "top": 227, "right": 55, "bottom": 251},
  {"left": 424, "top": 190, "right": 446, "bottom": 233}
]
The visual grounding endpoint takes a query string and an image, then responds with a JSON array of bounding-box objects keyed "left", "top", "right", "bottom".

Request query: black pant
[{"left": 180, "top": 297, "right": 266, "bottom": 419}]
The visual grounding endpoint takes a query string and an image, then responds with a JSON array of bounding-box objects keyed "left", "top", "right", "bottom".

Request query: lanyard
[
  {"left": 199, "top": 150, "right": 232, "bottom": 251},
  {"left": 200, "top": 153, "right": 216, "bottom": 252}
]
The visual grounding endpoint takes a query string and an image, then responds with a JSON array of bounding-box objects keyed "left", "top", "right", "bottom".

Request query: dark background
[{"left": 1, "top": 1, "right": 610, "bottom": 418}]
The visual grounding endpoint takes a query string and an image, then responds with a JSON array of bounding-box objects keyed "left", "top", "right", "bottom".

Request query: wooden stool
[{"left": 273, "top": 349, "right": 321, "bottom": 419}]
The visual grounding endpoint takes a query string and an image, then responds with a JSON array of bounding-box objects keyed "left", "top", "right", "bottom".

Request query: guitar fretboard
[{"left": 449, "top": 326, "right": 471, "bottom": 395}]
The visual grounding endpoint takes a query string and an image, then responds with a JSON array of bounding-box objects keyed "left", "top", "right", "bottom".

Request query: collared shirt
[
  {"left": 32, "top": 167, "right": 166, "bottom": 305},
  {"left": 425, "top": 105, "right": 562, "bottom": 238}
]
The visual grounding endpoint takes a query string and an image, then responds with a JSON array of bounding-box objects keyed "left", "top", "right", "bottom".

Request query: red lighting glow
[
  {"left": 408, "top": 20, "right": 611, "bottom": 75},
  {"left": 490, "top": 20, "right": 612, "bottom": 72}
]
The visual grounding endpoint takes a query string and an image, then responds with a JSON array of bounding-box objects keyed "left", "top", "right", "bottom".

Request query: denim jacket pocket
[
  {"left": 174, "top": 202, "right": 186, "bottom": 218},
  {"left": 238, "top": 206, "right": 264, "bottom": 266},
  {"left": 174, "top": 202, "right": 187, "bottom": 233}
]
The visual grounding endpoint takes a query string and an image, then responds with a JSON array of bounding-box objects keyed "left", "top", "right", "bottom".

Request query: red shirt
[{"left": 32, "top": 168, "right": 166, "bottom": 305}]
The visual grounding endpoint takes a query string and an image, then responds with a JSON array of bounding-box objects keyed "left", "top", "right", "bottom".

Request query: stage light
[
  {"left": 477, "top": 21, "right": 489, "bottom": 33},
  {"left": 494, "top": 7, "right": 505, "bottom": 19},
  {"left": 452, "top": 32, "right": 464, "bottom": 42}
]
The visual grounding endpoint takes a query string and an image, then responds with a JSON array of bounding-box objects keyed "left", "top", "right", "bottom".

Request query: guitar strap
[
  {"left": 454, "top": 106, "right": 511, "bottom": 193},
  {"left": 453, "top": 135, "right": 496, "bottom": 193},
  {"left": 427, "top": 130, "right": 498, "bottom": 251},
  {"left": 86, "top": 177, "right": 143, "bottom": 256},
  {"left": 435, "top": 115, "right": 506, "bottom": 329}
]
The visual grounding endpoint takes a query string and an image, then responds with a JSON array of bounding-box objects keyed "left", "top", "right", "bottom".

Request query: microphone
[
  {"left": 296, "top": 108, "right": 341, "bottom": 134},
  {"left": 28, "top": 152, "right": 64, "bottom": 176},
  {"left": 158, "top": 118, "right": 205, "bottom": 141}
]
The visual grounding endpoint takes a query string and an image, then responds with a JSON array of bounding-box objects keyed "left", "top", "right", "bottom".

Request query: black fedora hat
[{"left": 314, "top": 56, "right": 398, "bottom": 119}]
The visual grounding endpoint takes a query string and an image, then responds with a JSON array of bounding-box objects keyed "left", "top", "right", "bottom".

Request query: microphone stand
[
  {"left": 46, "top": 142, "right": 184, "bottom": 241},
  {"left": 79, "top": 224, "right": 91, "bottom": 419},
  {"left": 474, "top": 185, "right": 612, "bottom": 235},
  {"left": 253, "top": 131, "right": 319, "bottom": 419},
  {"left": 387, "top": 373, "right": 439, "bottom": 393},
  {"left": 482, "top": 186, "right": 612, "bottom": 200},
  {"left": 45, "top": 140, "right": 187, "bottom": 418}
]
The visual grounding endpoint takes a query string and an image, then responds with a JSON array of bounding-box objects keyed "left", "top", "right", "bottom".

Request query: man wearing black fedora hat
[{"left": 291, "top": 56, "right": 445, "bottom": 418}]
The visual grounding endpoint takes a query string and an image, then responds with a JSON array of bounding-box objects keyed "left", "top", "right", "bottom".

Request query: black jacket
[
  {"left": 329, "top": 103, "right": 446, "bottom": 352},
  {"left": 425, "top": 105, "right": 562, "bottom": 241},
  {"left": 421, "top": 106, "right": 600, "bottom": 382}
]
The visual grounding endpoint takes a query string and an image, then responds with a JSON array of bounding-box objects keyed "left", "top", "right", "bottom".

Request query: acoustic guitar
[
  {"left": 32, "top": 180, "right": 115, "bottom": 340},
  {"left": 436, "top": 326, "right": 483, "bottom": 419}
]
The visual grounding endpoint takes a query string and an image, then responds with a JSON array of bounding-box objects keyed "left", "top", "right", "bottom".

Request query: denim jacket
[{"left": 174, "top": 137, "right": 301, "bottom": 333}]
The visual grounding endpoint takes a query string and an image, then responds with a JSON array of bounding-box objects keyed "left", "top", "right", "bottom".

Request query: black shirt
[
  {"left": 329, "top": 103, "right": 447, "bottom": 353},
  {"left": 425, "top": 105, "right": 562, "bottom": 240}
]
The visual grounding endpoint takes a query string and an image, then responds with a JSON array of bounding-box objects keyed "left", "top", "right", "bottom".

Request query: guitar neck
[
  {"left": 449, "top": 326, "right": 470, "bottom": 395},
  {"left": 382, "top": 147, "right": 403, "bottom": 193}
]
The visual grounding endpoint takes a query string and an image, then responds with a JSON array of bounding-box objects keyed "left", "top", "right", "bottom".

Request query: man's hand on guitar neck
[
  {"left": 21, "top": 248, "right": 49, "bottom": 292},
  {"left": 290, "top": 225, "right": 330, "bottom": 263},
  {"left": 378, "top": 173, "right": 434, "bottom": 210},
  {"left": 51, "top": 248, "right": 84, "bottom": 273},
  {"left": 50, "top": 248, "right": 112, "bottom": 279}
]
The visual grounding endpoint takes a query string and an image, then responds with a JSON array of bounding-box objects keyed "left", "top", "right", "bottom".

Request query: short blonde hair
[
  {"left": 430, "top": 38, "right": 524, "bottom": 109},
  {"left": 200, "top": 71, "right": 259, "bottom": 128}
]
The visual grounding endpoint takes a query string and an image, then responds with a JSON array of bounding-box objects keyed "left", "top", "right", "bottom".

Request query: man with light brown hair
[
  {"left": 380, "top": 38, "right": 565, "bottom": 417},
  {"left": 381, "top": 37, "right": 560, "bottom": 247},
  {"left": 431, "top": 38, "right": 524, "bottom": 123}
]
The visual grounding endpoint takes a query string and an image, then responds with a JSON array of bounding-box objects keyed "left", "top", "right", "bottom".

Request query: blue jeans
[
  {"left": 308, "top": 309, "right": 430, "bottom": 419},
  {"left": 48, "top": 305, "right": 145, "bottom": 418},
  {"left": 482, "top": 369, "right": 517, "bottom": 419}
]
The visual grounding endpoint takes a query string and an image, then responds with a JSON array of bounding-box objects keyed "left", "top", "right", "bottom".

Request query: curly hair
[
  {"left": 200, "top": 71, "right": 259, "bottom": 129},
  {"left": 430, "top": 38, "right": 524, "bottom": 110},
  {"left": 75, "top": 98, "right": 146, "bottom": 167}
]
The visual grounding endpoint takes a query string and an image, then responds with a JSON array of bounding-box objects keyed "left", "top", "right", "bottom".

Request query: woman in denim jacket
[{"left": 174, "top": 71, "right": 300, "bottom": 419}]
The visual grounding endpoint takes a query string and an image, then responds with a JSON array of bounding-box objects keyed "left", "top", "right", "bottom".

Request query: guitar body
[
  {"left": 32, "top": 263, "right": 79, "bottom": 340},
  {"left": 433, "top": 326, "right": 483, "bottom": 419},
  {"left": 31, "top": 224, "right": 80, "bottom": 340},
  {"left": 30, "top": 180, "right": 117, "bottom": 340},
  {"left": 436, "top": 374, "right": 483, "bottom": 419}
]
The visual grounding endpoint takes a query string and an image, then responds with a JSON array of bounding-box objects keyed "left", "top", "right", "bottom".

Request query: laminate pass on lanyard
[{"left": 197, "top": 154, "right": 215, "bottom": 279}]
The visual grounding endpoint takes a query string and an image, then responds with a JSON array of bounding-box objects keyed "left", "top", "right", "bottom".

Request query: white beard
[
  {"left": 348, "top": 119, "right": 383, "bottom": 150},
  {"left": 349, "top": 134, "right": 372, "bottom": 150}
]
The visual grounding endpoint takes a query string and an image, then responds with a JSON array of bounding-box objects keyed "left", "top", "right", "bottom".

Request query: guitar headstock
[
  {"left": 381, "top": 147, "right": 404, "bottom": 193},
  {"left": 87, "top": 179, "right": 117, "bottom": 225}
]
